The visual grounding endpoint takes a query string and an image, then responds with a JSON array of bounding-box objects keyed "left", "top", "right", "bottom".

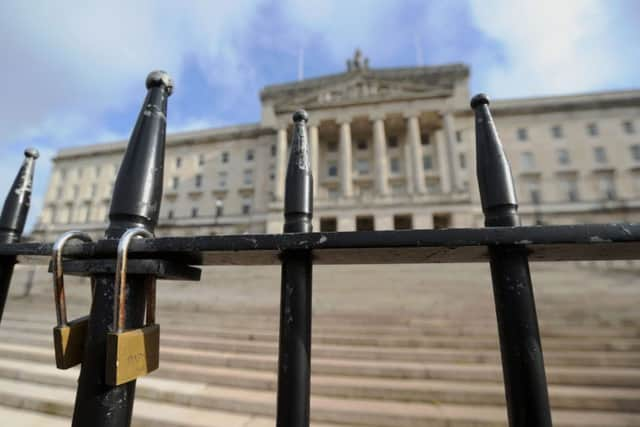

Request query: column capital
[
  {"left": 335, "top": 116, "right": 353, "bottom": 126},
  {"left": 307, "top": 118, "right": 321, "bottom": 128},
  {"left": 369, "top": 112, "right": 386, "bottom": 122},
  {"left": 402, "top": 111, "right": 421, "bottom": 120}
]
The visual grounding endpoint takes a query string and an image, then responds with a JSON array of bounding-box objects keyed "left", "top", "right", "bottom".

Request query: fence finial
[
  {"left": 471, "top": 93, "right": 519, "bottom": 227},
  {"left": 284, "top": 109, "right": 313, "bottom": 233},
  {"left": 108, "top": 71, "right": 172, "bottom": 236},
  {"left": 0, "top": 148, "right": 39, "bottom": 243}
]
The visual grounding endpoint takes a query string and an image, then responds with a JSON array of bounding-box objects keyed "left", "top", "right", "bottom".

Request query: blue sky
[{"left": 0, "top": 0, "right": 638, "bottom": 232}]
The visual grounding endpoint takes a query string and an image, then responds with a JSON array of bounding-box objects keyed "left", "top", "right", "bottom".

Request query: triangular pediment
[{"left": 273, "top": 73, "right": 454, "bottom": 113}]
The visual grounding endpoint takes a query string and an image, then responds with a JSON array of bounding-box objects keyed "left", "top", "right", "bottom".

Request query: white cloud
[{"left": 469, "top": 0, "right": 639, "bottom": 97}]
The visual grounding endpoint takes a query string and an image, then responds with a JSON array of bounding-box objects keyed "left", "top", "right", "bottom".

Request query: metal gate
[{"left": 1, "top": 71, "right": 639, "bottom": 427}]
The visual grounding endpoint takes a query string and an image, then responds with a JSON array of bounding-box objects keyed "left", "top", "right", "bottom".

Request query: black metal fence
[{"left": 1, "top": 71, "right": 639, "bottom": 427}]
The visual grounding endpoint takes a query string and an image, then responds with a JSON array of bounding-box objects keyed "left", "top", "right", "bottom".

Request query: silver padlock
[{"left": 51, "top": 230, "right": 93, "bottom": 369}]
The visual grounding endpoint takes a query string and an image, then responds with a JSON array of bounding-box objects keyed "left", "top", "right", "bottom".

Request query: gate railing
[{"left": 1, "top": 71, "right": 639, "bottom": 427}]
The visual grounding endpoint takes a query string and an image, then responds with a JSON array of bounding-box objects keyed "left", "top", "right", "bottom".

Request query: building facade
[{"left": 32, "top": 52, "right": 640, "bottom": 241}]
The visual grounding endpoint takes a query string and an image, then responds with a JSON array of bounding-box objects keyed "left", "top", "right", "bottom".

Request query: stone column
[
  {"left": 406, "top": 114, "right": 426, "bottom": 194},
  {"left": 435, "top": 130, "right": 451, "bottom": 193},
  {"left": 338, "top": 119, "right": 353, "bottom": 197},
  {"left": 309, "top": 122, "right": 320, "bottom": 196},
  {"left": 372, "top": 116, "right": 389, "bottom": 196},
  {"left": 404, "top": 137, "right": 414, "bottom": 194},
  {"left": 442, "top": 112, "right": 458, "bottom": 191},
  {"left": 274, "top": 127, "right": 287, "bottom": 201}
]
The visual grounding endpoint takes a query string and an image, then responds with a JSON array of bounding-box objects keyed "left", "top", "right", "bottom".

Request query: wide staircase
[{"left": 0, "top": 263, "right": 639, "bottom": 426}]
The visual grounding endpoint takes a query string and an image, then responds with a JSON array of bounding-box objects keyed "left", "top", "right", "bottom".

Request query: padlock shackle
[
  {"left": 52, "top": 231, "right": 93, "bottom": 326},
  {"left": 113, "top": 227, "right": 154, "bottom": 332}
]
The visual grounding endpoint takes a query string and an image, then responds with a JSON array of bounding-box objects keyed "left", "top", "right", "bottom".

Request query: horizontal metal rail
[{"left": 3, "top": 223, "right": 640, "bottom": 265}]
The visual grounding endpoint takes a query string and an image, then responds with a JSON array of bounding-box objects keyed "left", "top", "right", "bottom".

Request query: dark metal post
[
  {"left": 472, "top": 93, "right": 552, "bottom": 427},
  {"left": 72, "top": 71, "right": 172, "bottom": 427},
  {"left": 0, "top": 148, "right": 38, "bottom": 323},
  {"left": 276, "top": 110, "right": 313, "bottom": 427}
]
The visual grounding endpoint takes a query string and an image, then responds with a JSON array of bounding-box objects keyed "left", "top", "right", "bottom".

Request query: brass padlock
[
  {"left": 105, "top": 227, "right": 160, "bottom": 386},
  {"left": 52, "top": 230, "right": 93, "bottom": 369}
]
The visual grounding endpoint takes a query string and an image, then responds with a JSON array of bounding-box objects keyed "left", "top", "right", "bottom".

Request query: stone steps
[
  {"left": 2, "top": 281, "right": 639, "bottom": 427},
  {"left": 5, "top": 306, "right": 640, "bottom": 339},
  {"left": 0, "top": 360, "right": 638, "bottom": 427},
  {"left": 2, "top": 318, "right": 640, "bottom": 368},
  {"left": 1, "top": 330, "right": 639, "bottom": 388},
  {"left": 1, "top": 355, "right": 638, "bottom": 413}
]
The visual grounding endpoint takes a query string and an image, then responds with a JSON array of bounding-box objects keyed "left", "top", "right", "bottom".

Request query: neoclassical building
[{"left": 32, "top": 52, "right": 640, "bottom": 240}]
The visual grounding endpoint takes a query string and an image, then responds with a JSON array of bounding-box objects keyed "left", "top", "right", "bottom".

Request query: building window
[
  {"left": 598, "top": 173, "right": 616, "bottom": 200},
  {"left": 198, "top": 154, "right": 205, "bottom": 166},
  {"left": 587, "top": 123, "right": 598, "bottom": 136},
  {"left": 91, "top": 184, "right": 97, "bottom": 197},
  {"left": 525, "top": 180, "right": 542, "bottom": 204},
  {"left": 356, "top": 216, "right": 375, "bottom": 231},
  {"left": 243, "top": 169, "right": 253, "bottom": 185},
  {"left": 271, "top": 144, "right": 277, "bottom": 157},
  {"left": 433, "top": 213, "right": 451, "bottom": 230},
  {"left": 320, "top": 217, "right": 337, "bottom": 232},
  {"left": 426, "top": 180, "right": 441, "bottom": 194},
  {"left": 521, "top": 152, "right": 536, "bottom": 170},
  {"left": 421, "top": 133, "right": 430, "bottom": 145},
  {"left": 389, "top": 157, "right": 400, "bottom": 174},
  {"left": 327, "top": 160, "right": 338, "bottom": 177},
  {"left": 393, "top": 214, "right": 413, "bottom": 230},
  {"left": 167, "top": 210, "right": 174, "bottom": 220},
  {"left": 556, "top": 149, "right": 570, "bottom": 165},
  {"left": 391, "top": 183, "right": 405, "bottom": 195},
  {"left": 195, "top": 174, "right": 203, "bottom": 188},
  {"left": 221, "top": 152, "right": 229, "bottom": 163},
  {"left": 84, "top": 204, "right": 92, "bottom": 222},
  {"left": 517, "top": 128, "right": 528, "bottom": 141},
  {"left": 559, "top": 176, "right": 579, "bottom": 202},
  {"left": 191, "top": 207, "right": 198, "bottom": 218},
  {"left": 631, "top": 145, "right": 640, "bottom": 162},
  {"left": 327, "top": 188, "right": 339, "bottom": 199},
  {"left": 357, "top": 140, "right": 368, "bottom": 150},
  {"left": 458, "top": 153, "right": 466, "bottom": 169},
  {"left": 327, "top": 141, "right": 338, "bottom": 152},
  {"left": 551, "top": 125, "right": 563, "bottom": 139},
  {"left": 242, "top": 198, "right": 252, "bottom": 215},
  {"left": 57, "top": 186, "right": 63, "bottom": 198},
  {"left": 356, "top": 159, "right": 369, "bottom": 175},
  {"left": 73, "top": 185, "right": 79, "bottom": 198},
  {"left": 623, "top": 120, "right": 635, "bottom": 134},
  {"left": 387, "top": 136, "right": 398, "bottom": 148},
  {"left": 60, "top": 169, "right": 67, "bottom": 180},
  {"left": 246, "top": 149, "right": 255, "bottom": 161},
  {"left": 215, "top": 200, "right": 224, "bottom": 217},
  {"left": 95, "top": 166, "right": 101, "bottom": 177},
  {"left": 172, "top": 176, "right": 179, "bottom": 189},
  {"left": 594, "top": 147, "right": 607, "bottom": 164},
  {"left": 217, "top": 171, "right": 227, "bottom": 188},
  {"left": 176, "top": 157, "right": 182, "bottom": 168},
  {"left": 455, "top": 130, "right": 463, "bottom": 143},
  {"left": 423, "top": 154, "right": 433, "bottom": 171}
]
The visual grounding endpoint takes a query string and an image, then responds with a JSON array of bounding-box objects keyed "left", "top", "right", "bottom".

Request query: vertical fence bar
[
  {"left": 0, "top": 148, "right": 38, "bottom": 323},
  {"left": 72, "top": 71, "right": 172, "bottom": 427},
  {"left": 472, "top": 93, "right": 552, "bottom": 426},
  {"left": 276, "top": 110, "right": 313, "bottom": 427}
]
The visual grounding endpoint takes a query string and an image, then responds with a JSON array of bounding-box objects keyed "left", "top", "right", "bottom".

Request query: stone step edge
[{"left": 0, "top": 356, "right": 638, "bottom": 413}]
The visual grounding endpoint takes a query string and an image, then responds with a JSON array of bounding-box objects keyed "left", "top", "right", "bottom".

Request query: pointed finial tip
[
  {"left": 146, "top": 70, "right": 173, "bottom": 96},
  {"left": 470, "top": 93, "right": 490, "bottom": 109},
  {"left": 24, "top": 148, "right": 39, "bottom": 159},
  {"left": 293, "top": 110, "right": 308, "bottom": 123}
]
